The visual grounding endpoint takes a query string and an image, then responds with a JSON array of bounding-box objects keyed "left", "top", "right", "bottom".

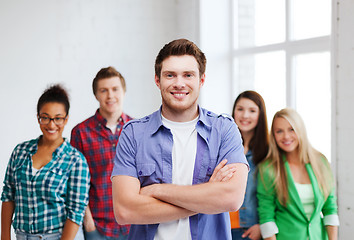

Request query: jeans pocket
[
  {"left": 15, "top": 230, "right": 26, "bottom": 240},
  {"left": 16, "top": 234, "right": 26, "bottom": 240},
  {"left": 84, "top": 229, "right": 102, "bottom": 240}
]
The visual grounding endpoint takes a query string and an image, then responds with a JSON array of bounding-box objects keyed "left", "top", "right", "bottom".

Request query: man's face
[
  {"left": 95, "top": 77, "right": 125, "bottom": 117},
  {"left": 155, "top": 55, "right": 205, "bottom": 121}
]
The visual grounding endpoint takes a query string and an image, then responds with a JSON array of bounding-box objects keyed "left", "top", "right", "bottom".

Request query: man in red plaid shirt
[{"left": 71, "top": 66, "right": 132, "bottom": 240}]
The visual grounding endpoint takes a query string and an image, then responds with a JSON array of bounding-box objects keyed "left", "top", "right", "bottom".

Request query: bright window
[
  {"left": 295, "top": 52, "right": 331, "bottom": 159},
  {"left": 232, "top": 0, "right": 331, "bottom": 160}
]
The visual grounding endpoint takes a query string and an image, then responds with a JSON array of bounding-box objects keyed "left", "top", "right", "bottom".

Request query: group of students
[
  {"left": 229, "top": 91, "right": 339, "bottom": 240},
  {"left": 1, "top": 38, "right": 338, "bottom": 240},
  {"left": 1, "top": 66, "right": 132, "bottom": 240}
]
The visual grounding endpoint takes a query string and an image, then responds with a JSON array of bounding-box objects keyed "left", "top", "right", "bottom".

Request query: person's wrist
[
  {"left": 155, "top": 184, "right": 164, "bottom": 198},
  {"left": 83, "top": 221, "right": 96, "bottom": 232}
]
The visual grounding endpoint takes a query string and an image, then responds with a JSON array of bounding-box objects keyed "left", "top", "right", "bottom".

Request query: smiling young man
[
  {"left": 71, "top": 67, "right": 132, "bottom": 240},
  {"left": 111, "top": 39, "right": 249, "bottom": 240}
]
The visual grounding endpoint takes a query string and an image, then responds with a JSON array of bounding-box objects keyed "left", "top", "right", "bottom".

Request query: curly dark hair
[{"left": 37, "top": 84, "right": 70, "bottom": 115}]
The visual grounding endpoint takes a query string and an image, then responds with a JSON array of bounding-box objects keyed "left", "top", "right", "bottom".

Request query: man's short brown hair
[
  {"left": 155, "top": 39, "right": 207, "bottom": 79},
  {"left": 92, "top": 66, "right": 126, "bottom": 95}
]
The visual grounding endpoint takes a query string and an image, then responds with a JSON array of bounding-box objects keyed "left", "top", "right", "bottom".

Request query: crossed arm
[{"left": 112, "top": 160, "right": 248, "bottom": 225}]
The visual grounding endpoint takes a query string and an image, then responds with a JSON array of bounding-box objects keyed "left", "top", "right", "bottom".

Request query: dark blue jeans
[
  {"left": 231, "top": 228, "right": 252, "bottom": 240},
  {"left": 84, "top": 229, "right": 128, "bottom": 240}
]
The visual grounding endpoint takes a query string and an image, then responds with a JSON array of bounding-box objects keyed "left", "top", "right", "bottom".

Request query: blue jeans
[
  {"left": 16, "top": 231, "right": 61, "bottom": 240},
  {"left": 231, "top": 228, "right": 252, "bottom": 240},
  {"left": 74, "top": 225, "right": 85, "bottom": 240},
  {"left": 84, "top": 229, "right": 128, "bottom": 240},
  {"left": 16, "top": 226, "right": 84, "bottom": 240}
]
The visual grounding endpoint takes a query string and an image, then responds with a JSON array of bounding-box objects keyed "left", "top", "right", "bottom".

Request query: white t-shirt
[
  {"left": 154, "top": 115, "right": 198, "bottom": 240},
  {"left": 294, "top": 182, "right": 315, "bottom": 220},
  {"left": 106, "top": 123, "right": 118, "bottom": 134},
  {"left": 31, "top": 158, "right": 41, "bottom": 175}
]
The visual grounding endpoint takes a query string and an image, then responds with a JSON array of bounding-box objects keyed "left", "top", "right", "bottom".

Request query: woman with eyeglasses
[{"left": 1, "top": 84, "right": 90, "bottom": 240}]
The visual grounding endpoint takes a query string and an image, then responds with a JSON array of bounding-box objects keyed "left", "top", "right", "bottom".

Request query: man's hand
[
  {"left": 140, "top": 159, "right": 237, "bottom": 197},
  {"left": 83, "top": 207, "right": 96, "bottom": 232},
  {"left": 242, "top": 224, "right": 261, "bottom": 240},
  {"left": 209, "top": 159, "right": 237, "bottom": 182}
]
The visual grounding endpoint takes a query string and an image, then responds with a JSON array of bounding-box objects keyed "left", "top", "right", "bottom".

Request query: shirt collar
[
  {"left": 120, "top": 112, "right": 131, "bottom": 124},
  {"left": 149, "top": 105, "right": 209, "bottom": 135},
  {"left": 33, "top": 136, "right": 70, "bottom": 157},
  {"left": 149, "top": 107, "right": 164, "bottom": 135},
  {"left": 197, "top": 105, "right": 212, "bottom": 129},
  {"left": 94, "top": 109, "right": 130, "bottom": 126},
  {"left": 94, "top": 109, "right": 107, "bottom": 126}
]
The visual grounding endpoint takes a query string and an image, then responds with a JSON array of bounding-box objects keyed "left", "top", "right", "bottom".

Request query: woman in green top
[{"left": 257, "top": 108, "right": 339, "bottom": 240}]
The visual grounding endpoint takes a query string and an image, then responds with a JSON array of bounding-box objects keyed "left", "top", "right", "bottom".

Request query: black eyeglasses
[{"left": 38, "top": 116, "right": 67, "bottom": 125}]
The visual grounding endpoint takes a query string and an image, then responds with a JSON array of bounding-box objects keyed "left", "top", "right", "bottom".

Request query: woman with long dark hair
[{"left": 230, "top": 90, "right": 269, "bottom": 240}]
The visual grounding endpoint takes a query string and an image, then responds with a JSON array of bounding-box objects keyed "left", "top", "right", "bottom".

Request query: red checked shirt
[{"left": 70, "top": 110, "right": 132, "bottom": 237}]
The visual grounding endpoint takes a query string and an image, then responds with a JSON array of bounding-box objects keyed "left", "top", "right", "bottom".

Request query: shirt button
[
  {"left": 207, "top": 167, "right": 211, "bottom": 172},
  {"left": 139, "top": 171, "right": 142, "bottom": 175},
  {"left": 112, "top": 144, "right": 116, "bottom": 147}
]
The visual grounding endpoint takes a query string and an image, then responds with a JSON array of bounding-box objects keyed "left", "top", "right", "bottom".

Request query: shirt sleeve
[
  {"left": 65, "top": 153, "right": 90, "bottom": 225},
  {"left": 257, "top": 162, "right": 278, "bottom": 238},
  {"left": 70, "top": 126, "right": 83, "bottom": 153},
  {"left": 1, "top": 146, "right": 18, "bottom": 202},
  {"left": 111, "top": 123, "right": 138, "bottom": 178},
  {"left": 218, "top": 119, "right": 248, "bottom": 168},
  {"left": 259, "top": 221, "right": 279, "bottom": 238},
  {"left": 323, "top": 214, "right": 340, "bottom": 226},
  {"left": 322, "top": 186, "right": 339, "bottom": 226}
]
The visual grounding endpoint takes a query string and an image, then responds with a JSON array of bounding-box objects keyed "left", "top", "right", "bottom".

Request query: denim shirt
[
  {"left": 112, "top": 106, "right": 248, "bottom": 240},
  {"left": 238, "top": 151, "right": 259, "bottom": 228}
]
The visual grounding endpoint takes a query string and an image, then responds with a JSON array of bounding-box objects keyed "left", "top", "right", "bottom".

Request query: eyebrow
[
  {"left": 39, "top": 113, "right": 66, "bottom": 117},
  {"left": 162, "top": 70, "right": 197, "bottom": 74}
]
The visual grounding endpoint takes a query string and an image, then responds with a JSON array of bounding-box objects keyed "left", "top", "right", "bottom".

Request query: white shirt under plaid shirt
[{"left": 1, "top": 137, "right": 90, "bottom": 234}]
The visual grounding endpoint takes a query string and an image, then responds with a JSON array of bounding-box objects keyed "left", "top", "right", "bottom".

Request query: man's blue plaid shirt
[{"left": 1, "top": 137, "right": 90, "bottom": 234}]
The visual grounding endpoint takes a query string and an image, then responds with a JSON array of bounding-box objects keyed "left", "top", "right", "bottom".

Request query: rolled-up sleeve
[
  {"left": 1, "top": 147, "right": 18, "bottom": 202},
  {"left": 70, "top": 126, "right": 83, "bottom": 153},
  {"left": 257, "top": 163, "right": 278, "bottom": 238},
  {"left": 65, "top": 154, "right": 90, "bottom": 225},
  {"left": 322, "top": 186, "right": 339, "bottom": 226},
  {"left": 323, "top": 214, "right": 339, "bottom": 226},
  {"left": 260, "top": 221, "right": 279, "bottom": 238}
]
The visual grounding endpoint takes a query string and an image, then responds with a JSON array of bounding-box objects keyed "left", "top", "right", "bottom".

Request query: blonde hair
[{"left": 264, "top": 108, "right": 333, "bottom": 206}]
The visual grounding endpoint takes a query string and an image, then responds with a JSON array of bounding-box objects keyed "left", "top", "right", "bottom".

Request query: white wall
[
  {"left": 333, "top": 0, "right": 354, "bottom": 238},
  {"left": 0, "top": 0, "right": 170, "bottom": 189},
  {"left": 199, "top": 0, "right": 233, "bottom": 115}
]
